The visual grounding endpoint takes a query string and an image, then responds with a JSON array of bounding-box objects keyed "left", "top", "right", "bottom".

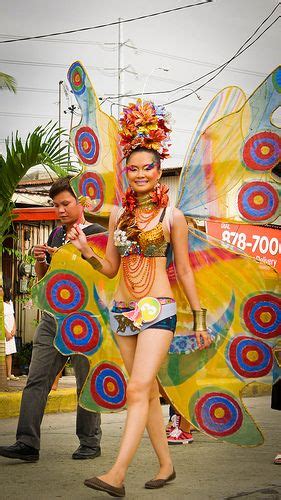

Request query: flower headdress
[{"left": 119, "top": 99, "right": 171, "bottom": 159}]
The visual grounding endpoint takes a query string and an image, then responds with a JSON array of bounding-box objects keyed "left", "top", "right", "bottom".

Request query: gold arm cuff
[
  {"left": 192, "top": 308, "right": 207, "bottom": 331},
  {"left": 82, "top": 254, "right": 103, "bottom": 271}
]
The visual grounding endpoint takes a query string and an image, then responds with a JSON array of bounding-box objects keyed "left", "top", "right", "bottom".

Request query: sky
[{"left": 0, "top": 0, "right": 280, "bottom": 166}]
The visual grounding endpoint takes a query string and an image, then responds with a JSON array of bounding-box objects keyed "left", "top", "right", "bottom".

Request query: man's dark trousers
[{"left": 16, "top": 312, "right": 101, "bottom": 450}]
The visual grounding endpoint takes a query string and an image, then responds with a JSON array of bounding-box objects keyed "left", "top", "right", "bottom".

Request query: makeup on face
[{"left": 126, "top": 162, "right": 156, "bottom": 174}]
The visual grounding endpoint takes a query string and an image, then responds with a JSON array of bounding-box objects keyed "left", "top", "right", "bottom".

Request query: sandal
[{"left": 7, "top": 375, "right": 19, "bottom": 381}]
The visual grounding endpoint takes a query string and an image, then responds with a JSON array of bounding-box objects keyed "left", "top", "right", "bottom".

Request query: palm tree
[
  {"left": 0, "top": 72, "right": 16, "bottom": 93},
  {"left": 0, "top": 122, "right": 78, "bottom": 389}
]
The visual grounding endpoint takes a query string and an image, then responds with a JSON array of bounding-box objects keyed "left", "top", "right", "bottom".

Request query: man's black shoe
[
  {"left": 0, "top": 442, "right": 39, "bottom": 462},
  {"left": 72, "top": 445, "right": 101, "bottom": 460}
]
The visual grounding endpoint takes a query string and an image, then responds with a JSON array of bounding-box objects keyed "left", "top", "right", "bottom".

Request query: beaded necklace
[
  {"left": 135, "top": 193, "right": 159, "bottom": 229},
  {"left": 122, "top": 193, "right": 161, "bottom": 298}
]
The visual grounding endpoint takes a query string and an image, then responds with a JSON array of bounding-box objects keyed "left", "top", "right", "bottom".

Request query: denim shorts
[{"left": 110, "top": 298, "right": 177, "bottom": 337}]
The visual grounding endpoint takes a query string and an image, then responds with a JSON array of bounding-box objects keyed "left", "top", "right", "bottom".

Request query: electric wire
[
  {"left": 0, "top": 31, "right": 267, "bottom": 78},
  {"left": 104, "top": 3, "right": 280, "bottom": 101},
  {"left": 0, "top": 2, "right": 212, "bottom": 44},
  {"left": 123, "top": 43, "right": 268, "bottom": 78},
  {"left": 0, "top": 33, "right": 118, "bottom": 51},
  {"left": 0, "top": 58, "right": 118, "bottom": 76},
  {"left": 164, "top": 14, "right": 280, "bottom": 105}
]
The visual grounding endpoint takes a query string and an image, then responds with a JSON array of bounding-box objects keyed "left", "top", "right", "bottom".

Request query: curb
[
  {"left": 0, "top": 388, "right": 77, "bottom": 419},
  {"left": 0, "top": 383, "right": 271, "bottom": 419}
]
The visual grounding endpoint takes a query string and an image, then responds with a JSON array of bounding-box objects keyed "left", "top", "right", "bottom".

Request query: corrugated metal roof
[
  {"left": 12, "top": 192, "right": 52, "bottom": 206},
  {"left": 18, "top": 178, "right": 53, "bottom": 186}
]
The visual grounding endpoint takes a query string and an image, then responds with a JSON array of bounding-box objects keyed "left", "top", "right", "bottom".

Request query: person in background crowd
[
  {"left": 3, "top": 283, "right": 19, "bottom": 381},
  {"left": 0, "top": 177, "right": 105, "bottom": 463}
]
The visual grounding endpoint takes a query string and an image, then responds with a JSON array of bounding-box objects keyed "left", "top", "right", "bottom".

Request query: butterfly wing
[
  {"left": 32, "top": 62, "right": 128, "bottom": 413},
  {"left": 33, "top": 232, "right": 128, "bottom": 413},
  {"left": 177, "top": 66, "right": 281, "bottom": 224},
  {"left": 67, "top": 61, "right": 123, "bottom": 218},
  {"left": 159, "top": 228, "right": 279, "bottom": 446}
]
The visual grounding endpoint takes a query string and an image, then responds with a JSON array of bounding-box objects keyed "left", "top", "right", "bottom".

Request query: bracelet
[
  {"left": 82, "top": 254, "right": 102, "bottom": 271},
  {"left": 192, "top": 308, "right": 207, "bottom": 331}
]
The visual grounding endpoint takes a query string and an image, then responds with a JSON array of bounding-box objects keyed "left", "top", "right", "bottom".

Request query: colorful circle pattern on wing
[
  {"left": 242, "top": 292, "right": 281, "bottom": 339},
  {"left": 78, "top": 172, "right": 105, "bottom": 212},
  {"left": 242, "top": 131, "right": 281, "bottom": 171},
  {"left": 46, "top": 272, "right": 87, "bottom": 313},
  {"left": 61, "top": 311, "right": 102, "bottom": 354},
  {"left": 68, "top": 61, "right": 86, "bottom": 96},
  {"left": 237, "top": 181, "right": 279, "bottom": 222},
  {"left": 75, "top": 126, "right": 100, "bottom": 165},
  {"left": 90, "top": 362, "right": 127, "bottom": 410},
  {"left": 194, "top": 392, "right": 243, "bottom": 437},
  {"left": 228, "top": 335, "right": 273, "bottom": 378}
]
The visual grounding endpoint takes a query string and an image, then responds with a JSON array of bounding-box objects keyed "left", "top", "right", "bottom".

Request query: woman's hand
[
  {"left": 67, "top": 224, "right": 90, "bottom": 255},
  {"left": 195, "top": 330, "right": 212, "bottom": 350},
  {"left": 5, "top": 332, "right": 13, "bottom": 341}
]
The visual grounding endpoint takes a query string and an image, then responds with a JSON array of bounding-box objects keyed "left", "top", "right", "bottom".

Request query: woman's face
[{"left": 126, "top": 151, "right": 161, "bottom": 194}]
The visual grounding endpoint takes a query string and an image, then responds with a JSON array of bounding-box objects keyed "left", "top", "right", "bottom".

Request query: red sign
[
  {"left": 206, "top": 221, "right": 281, "bottom": 273},
  {"left": 12, "top": 207, "right": 59, "bottom": 221}
]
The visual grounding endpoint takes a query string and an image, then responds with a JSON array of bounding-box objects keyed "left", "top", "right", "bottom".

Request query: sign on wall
[{"left": 206, "top": 221, "right": 281, "bottom": 273}]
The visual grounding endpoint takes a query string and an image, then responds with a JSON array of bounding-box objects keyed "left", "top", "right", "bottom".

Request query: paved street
[{"left": 0, "top": 396, "right": 280, "bottom": 500}]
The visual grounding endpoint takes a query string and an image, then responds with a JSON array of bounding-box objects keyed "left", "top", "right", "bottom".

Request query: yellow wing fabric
[
  {"left": 67, "top": 61, "right": 123, "bottom": 217},
  {"left": 33, "top": 233, "right": 128, "bottom": 413},
  {"left": 177, "top": 66, "right": 281, "bottom": 223},
  {"left": 33, "top": 62, "right": 128, "bottom": 413},
  {"left": 159, "top": 229, "right": 279, "bottom": 446},
  {"left": 32, "top": 62, "right": 280, "bottom": 446}
]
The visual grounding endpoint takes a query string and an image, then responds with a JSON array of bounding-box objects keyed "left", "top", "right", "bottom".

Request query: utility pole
[
  {"left": 66, "top": 105, "right": 76, "bottom": 164},
  {"left": 58, "top": 80, "right": 63, "bottom": 167},
  {"left": 117, "top": 18, "right": 123, "bottom": 119}
]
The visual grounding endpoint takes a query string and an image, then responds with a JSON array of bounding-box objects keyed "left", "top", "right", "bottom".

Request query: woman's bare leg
[
  {"left": 114, "top": 337, "right": 172, "bottom": 475},
  {"left": 98, "top": 328, "right": 173, "bottom": 486},
  {"left": 6, "top": 355, "right": 12, "bottom": 378},
  {"left": 115, "top": 338, "right": 172, "bottom": 479},
  {"left": 145, "top": 383, "right": 173, "bottom": 479}
]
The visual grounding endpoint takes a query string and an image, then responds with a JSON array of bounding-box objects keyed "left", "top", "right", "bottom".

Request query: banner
[{"left": 206, "top": 221, "right": 281, "bottom": 273}]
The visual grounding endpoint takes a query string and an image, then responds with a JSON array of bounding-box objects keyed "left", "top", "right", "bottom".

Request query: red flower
[
  {"left": 122, "top": 187, "right": 137, "bottom": 212},
  {"left": 119, "top": 100, "right": 171, "bottom": 159},
  {"left": 150, "top": 183, "right": 169, "bottom": 207}
]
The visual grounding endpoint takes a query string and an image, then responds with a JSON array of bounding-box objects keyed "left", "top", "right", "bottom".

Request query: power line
[
  {"left": 0, "top": 60, "right": 221, "bottom": 97},
  {"left": 0, "top": 111, "right": 56, "bottom": 119},
  {"left": 104, "top": 3, "right": 280, "bottom": 101},
  {"left": 0, "top": 31, "right": 266, "bottom": 79},
  {"left": 0, "top": 29, "right": 266, "bottom": 80},
  {"left": 0, "top": 58, "right": 118, "bottom": 75},
  {"left": 164, "top": 14, "right": 280, "bottom": 105},
  {"left": 123, "top": 43, "right": 268, "bottom": 78},
  {"left": 0, "top": 2, "right": 212, "bottom": 44},
  {"left": 17, "top": 86, "right": 57, "bottom": 94},
  {"left": 0, "top": 33, "right": 117, "bottom": 51}
]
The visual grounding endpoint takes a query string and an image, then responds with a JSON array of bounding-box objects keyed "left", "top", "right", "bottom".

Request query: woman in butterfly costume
[
  {"left": 33, "top": 62, "right": 279, "bottom": 494},
  {"left": 67, "top": 100, "right": 212, "bottom": 497}
]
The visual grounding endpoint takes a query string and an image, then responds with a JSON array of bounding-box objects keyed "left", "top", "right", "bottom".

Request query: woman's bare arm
[
  {"left": 171, "top": 208, "right": 211, "bottom": 349},
  {"left": 67, "top": 206, "right": 121, "bottom": 278}
]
